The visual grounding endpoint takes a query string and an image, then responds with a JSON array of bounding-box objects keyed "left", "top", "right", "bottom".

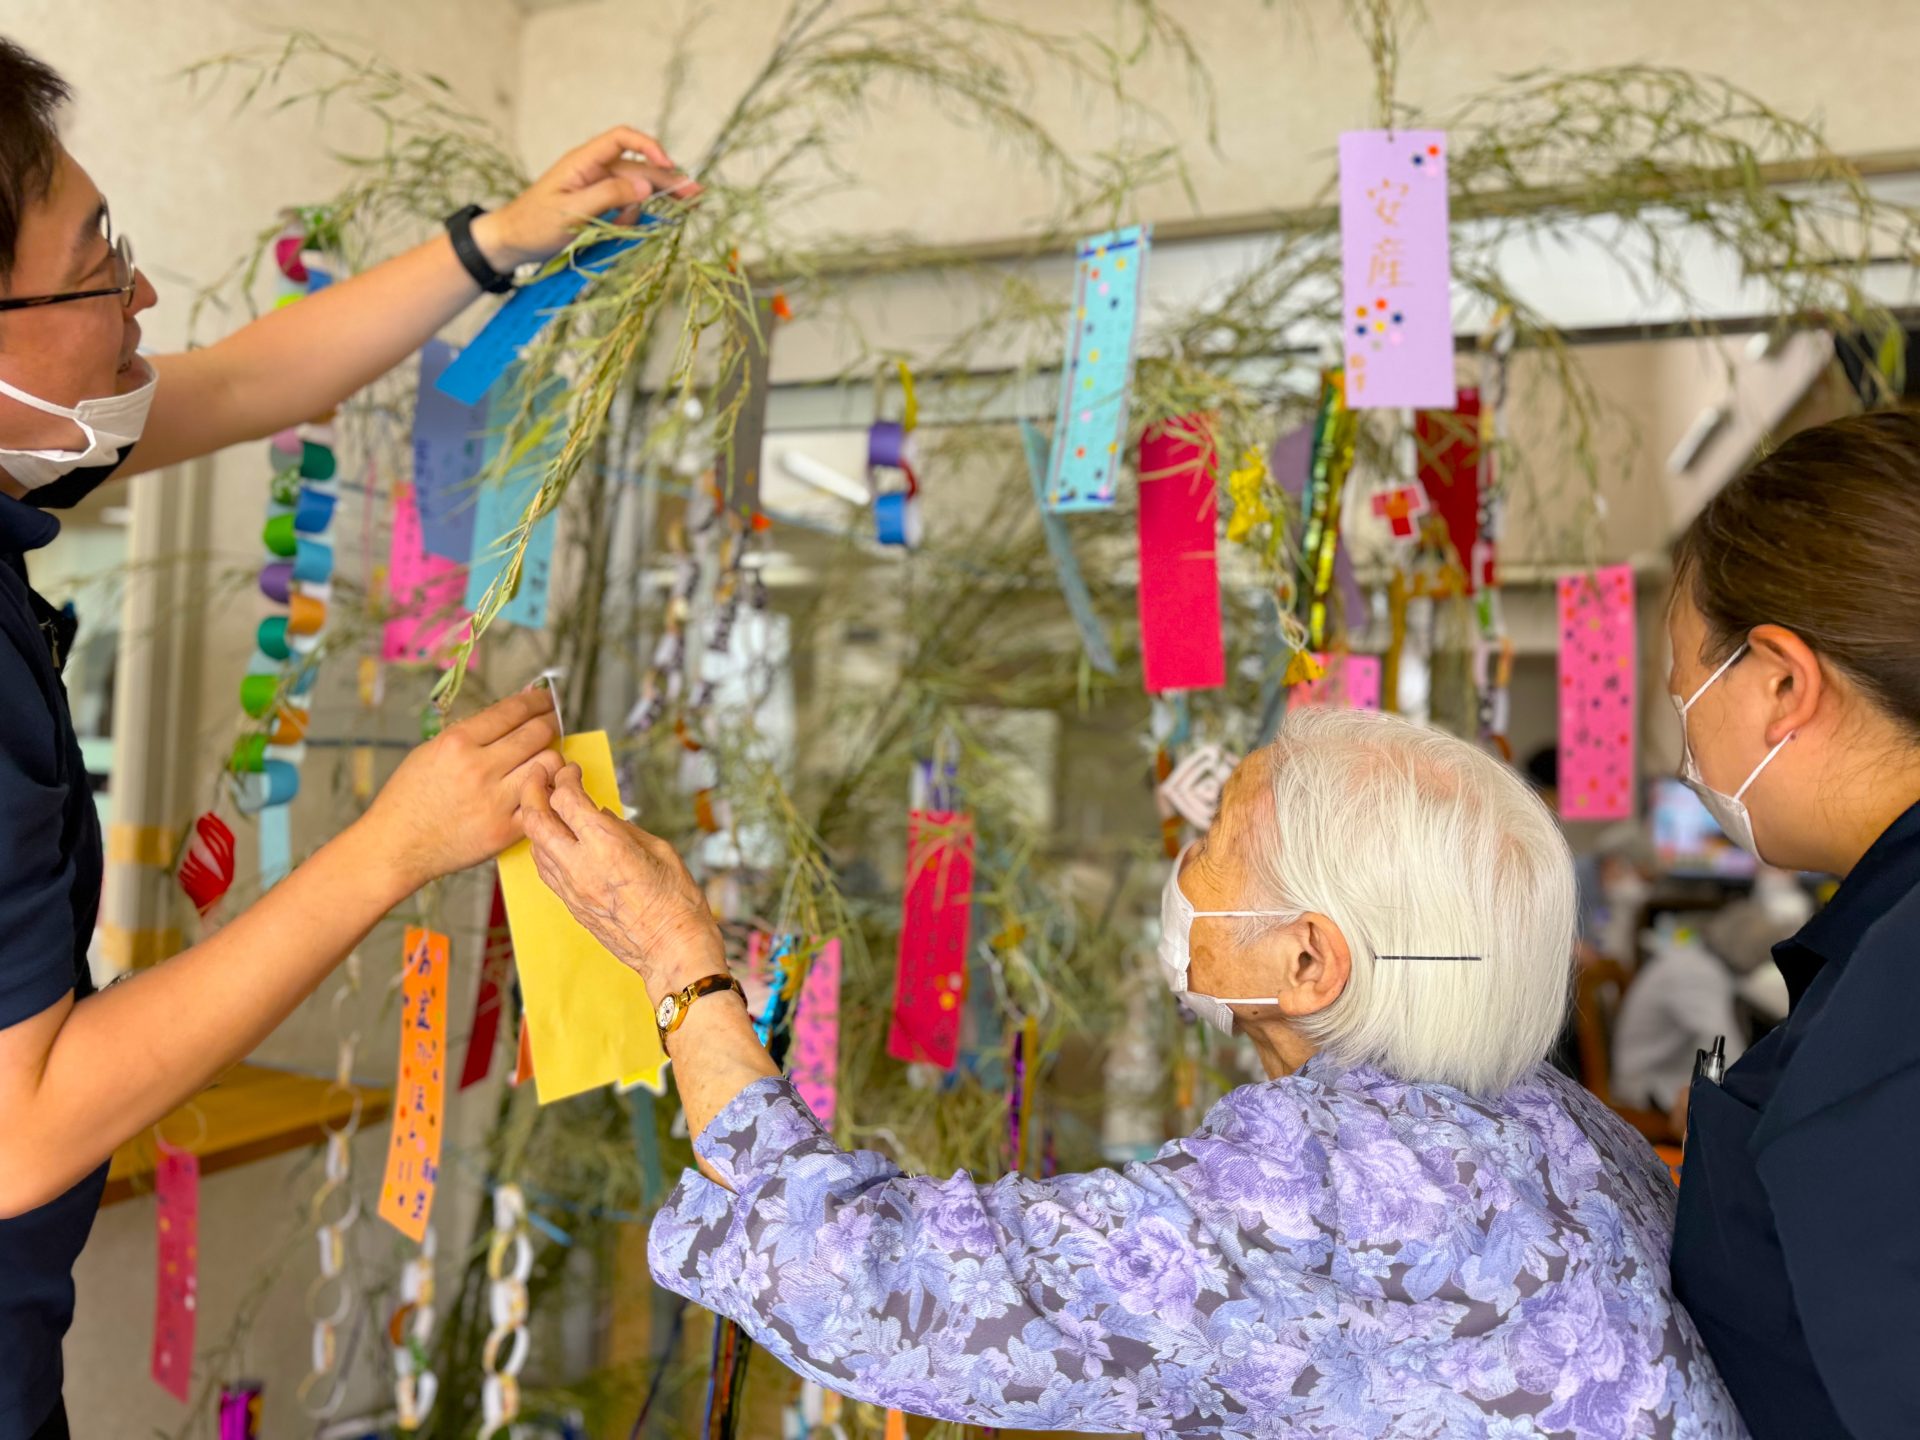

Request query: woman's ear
[
  {"left": 1276, "top": 913, "right": 1351, "bottom": 1019},
  {"left": 1749, "top": 623, "right": 1823, "bottom": 744}
]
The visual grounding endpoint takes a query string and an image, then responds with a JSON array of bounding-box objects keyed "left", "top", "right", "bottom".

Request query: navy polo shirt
[
  {"left": 0, "top": 492, "right": 107, "bottom": 1438},
  {"left": 1672, "top": 800, "right": 1920, "bottom": 1439}
]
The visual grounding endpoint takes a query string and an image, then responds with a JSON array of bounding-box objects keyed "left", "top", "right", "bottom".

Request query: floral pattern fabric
[{"left": 650, "top": 1057, "right": 1745, "bottom": 1439}]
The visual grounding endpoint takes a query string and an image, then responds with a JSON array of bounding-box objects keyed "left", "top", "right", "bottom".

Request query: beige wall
[
  {"left": 4, "top": 3, "right": 523, "bottom": 1435},
  {"left": 518, "top": 0, "right": 1920, "bottom": 249}
]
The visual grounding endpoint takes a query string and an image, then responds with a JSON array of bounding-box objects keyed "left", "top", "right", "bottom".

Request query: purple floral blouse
[{"left": 650, "top": 1057, "right": 1745, "bottom": 1439}]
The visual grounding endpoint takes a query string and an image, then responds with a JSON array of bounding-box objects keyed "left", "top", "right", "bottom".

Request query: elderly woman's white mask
[{"left": 1157, "top": 843, "right": 1298, "bottom": 1036}]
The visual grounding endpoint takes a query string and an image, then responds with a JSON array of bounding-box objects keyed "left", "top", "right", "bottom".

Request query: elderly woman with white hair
[{"left": 522, "top": 708, "right": 1743, "bottom": 1439}]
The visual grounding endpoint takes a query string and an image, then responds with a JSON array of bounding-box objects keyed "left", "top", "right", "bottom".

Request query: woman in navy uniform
[{"left": 1666, "top": 409, "right": 1920, "bottom": 1440}]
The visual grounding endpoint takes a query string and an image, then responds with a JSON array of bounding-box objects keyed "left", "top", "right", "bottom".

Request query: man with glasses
[{"left": 0, "top": 38, "right": 695, "bottom": 1440}]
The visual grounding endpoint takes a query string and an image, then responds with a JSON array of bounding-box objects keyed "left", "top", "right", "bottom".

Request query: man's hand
[
  {"left": 519, "top": 764, "right": 724, "bottom": 1001},
  {"left": 473, "top": 126, "right": 701, "bottom": 272},
  {"left": 356, "top": 688, "right": 563, "bottom": 894}
]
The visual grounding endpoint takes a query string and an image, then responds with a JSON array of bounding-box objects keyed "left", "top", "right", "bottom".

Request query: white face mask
[
  {"left": 0, "top": 356, "right": 156, "bottom": 492},
  {"left": 1673, "top": 642, "right": 1795, "bottom": 864},
  {"left": 1156, "top": 843, "right": 1297, "bottom": 1036}
]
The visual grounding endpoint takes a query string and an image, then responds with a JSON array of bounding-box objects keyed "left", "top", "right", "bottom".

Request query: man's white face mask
[
  {"left": 1155, "top": 843, "right": 1296, "bottom": 1036},
  {"left": 0, "top": 356, "right": 156, "bottom": 504}
]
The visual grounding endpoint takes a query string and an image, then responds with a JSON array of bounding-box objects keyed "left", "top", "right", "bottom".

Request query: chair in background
[{"left": 1574, "top": 956, "right": 1682, "bottom": 1149}]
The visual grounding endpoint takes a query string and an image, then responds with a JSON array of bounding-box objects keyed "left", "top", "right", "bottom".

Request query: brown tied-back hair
[
  {"left": 0, "top": 38, "right": 72, "bottom": 285},
  {"left": 1673, "top": 409, "right": 1920, "bottom": 734}
]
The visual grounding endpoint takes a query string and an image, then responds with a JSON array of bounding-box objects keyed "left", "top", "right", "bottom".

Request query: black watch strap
[{"left": 445, "top": 204, "right": 514, "bottom": 294}]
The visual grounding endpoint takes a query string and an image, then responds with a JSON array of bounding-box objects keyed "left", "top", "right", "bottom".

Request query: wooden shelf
[{"left": 102, "top": 1063, "right": 391, "bottom": 1207}]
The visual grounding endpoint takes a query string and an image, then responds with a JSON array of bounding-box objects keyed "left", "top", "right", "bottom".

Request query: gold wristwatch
[{"left": 654, "top": 974, "right": 746, "bottom": 1043}]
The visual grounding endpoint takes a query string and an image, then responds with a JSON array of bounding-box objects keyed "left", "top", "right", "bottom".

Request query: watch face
[{"left": 656, "top": 995, "right": 677, "bottom": 1031}]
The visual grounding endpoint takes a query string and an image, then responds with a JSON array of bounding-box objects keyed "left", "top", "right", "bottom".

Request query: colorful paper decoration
[
  {"left": 497, "top": 731, "right": 669, "bottom": 1101},
  {"left": 887, "top": 812, "right": 975, "bottom": 1069},
  {"left": 463, "top": 375, "right": 566, "bottom": 629},
  {"left": 1416, "top": 389, "right": 1482, "bottom": 591},
  {"left": 1020, "top": 420, "right": 1117, "bottom": 675},
  {"left": 1557, "top": 565, "right": 1637, "bottom": 820},
  {"left": 177, "top": 811, "right": 235, "bottom": 916},
  {"left": 867, "top": 360, "right": 923, "bottom": 550},
  {"left": 1338, "top": 129, "right": 1455, "bottom": 409},
  {"left": 232, "top": 215, "right": 337, "bottom": 880},
  {"left": 217, "top": 1381, "right": 262, "bottom": 1439},
  {"left": 1044, "top": 224, "right": 1150, "bottom": 511},
  {"left": 1291, "top": 652, "right": 1384, "bottom": 710},
  {"left": 459, "top": 879, "right": 513, "bottom": 1091},
  {"left": 1370, "top": 482, "right": 1430, "bottom": 540},
  {"left": 378, "top": 928, "right": 449, "bottom": 1242},
  {"left": 791, "top": 939, "right": 842, "bottom": 1128},
  {"left": 151, "top": 1146, "right": 199, "bottom": 1402},
  {"left": 1136, "top": 416, "right": 1226, "bottom": 694},
  {"left": 411, "top": 337, "right": 491, "bottom": 561},
  {"left": 512, "top": 1014, "right": 535, "bottom": 1088},
  {"left": 1299, "top": 370, "right": 1361, "bottom": 647},
  {"left": 382, "top": 480, "right": 469, "bottom": 664},
  {"left": 1158, "top": 743, "right": 1239, "bottom": 829}
]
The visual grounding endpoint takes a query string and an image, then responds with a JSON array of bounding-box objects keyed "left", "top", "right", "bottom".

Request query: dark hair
[
  {"left": 0, "top": 39, "right": 71, "bottom": 283},
  {"left": 1673, "top": 409, "right": 1920, "bottom": 734}
]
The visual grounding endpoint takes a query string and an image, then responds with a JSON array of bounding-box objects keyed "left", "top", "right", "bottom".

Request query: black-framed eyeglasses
[{"left": 0, "top": 209, "right": 136, "bottom": 314}]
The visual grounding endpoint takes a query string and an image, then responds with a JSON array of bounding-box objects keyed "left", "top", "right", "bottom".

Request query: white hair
[{"left": 1237, "top": 707, "right": 1576, "bottom": 1094}]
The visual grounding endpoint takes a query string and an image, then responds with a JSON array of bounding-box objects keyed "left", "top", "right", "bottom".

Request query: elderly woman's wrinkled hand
[{"left": 519, "top": 764, "right": 723, "bottom": 996}]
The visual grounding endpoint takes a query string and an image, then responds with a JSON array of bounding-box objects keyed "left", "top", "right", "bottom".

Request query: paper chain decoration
[
  {"left": 869, "top": 361, "right": 922, "bottom": 548},
  {"left": 295, "top": 953, "right": 365, "bottom": 1421},
  {"left": 229, "top": 215, "right": 340, "bottom": 860},
  {"left": 390, "top": 1231, "right": 439, "bottom": 1430},
  {"left": 480, "top": 1184, "right": 533, "bottom": 1437},
  {"left": 624, "top": 476, "right": 768, "bottom": 794}
]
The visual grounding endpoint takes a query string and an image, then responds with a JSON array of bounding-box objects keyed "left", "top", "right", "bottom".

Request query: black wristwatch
[{"left": 444, "top": 204, "right": 515, "bottom": 294}]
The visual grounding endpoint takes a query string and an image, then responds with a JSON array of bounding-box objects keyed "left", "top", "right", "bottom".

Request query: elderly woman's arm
[
  {"left": 521, "top": 768, "right": 1232, "bottom": 1432},
  {"left": 650, "top": 1072, "right": 1226, "bottom": 1434}
]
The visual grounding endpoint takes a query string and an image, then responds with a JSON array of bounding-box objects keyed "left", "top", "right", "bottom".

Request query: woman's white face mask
[
  {"left": 1672, "top": 643, "right": 1795, "bottom": 864},
  {"left": 0, "top": 356, "right": 156, "bottom": 498},
  {"left": 1155, "top": 843, "right": 1297, "bottom": 1036}
]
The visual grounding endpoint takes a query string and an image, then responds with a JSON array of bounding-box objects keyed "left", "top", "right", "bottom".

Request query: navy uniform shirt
[
  {"left": 0, "top": 492, "right": 107, "bottom": 1439},
  {"left": 1670, "top": 800, "right": 1920, "bottom": 1439}
]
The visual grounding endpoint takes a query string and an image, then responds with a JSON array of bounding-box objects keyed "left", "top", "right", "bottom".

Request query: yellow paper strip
[{"left": 497, "top": 731, "right": 669, "bottom": 1102}]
